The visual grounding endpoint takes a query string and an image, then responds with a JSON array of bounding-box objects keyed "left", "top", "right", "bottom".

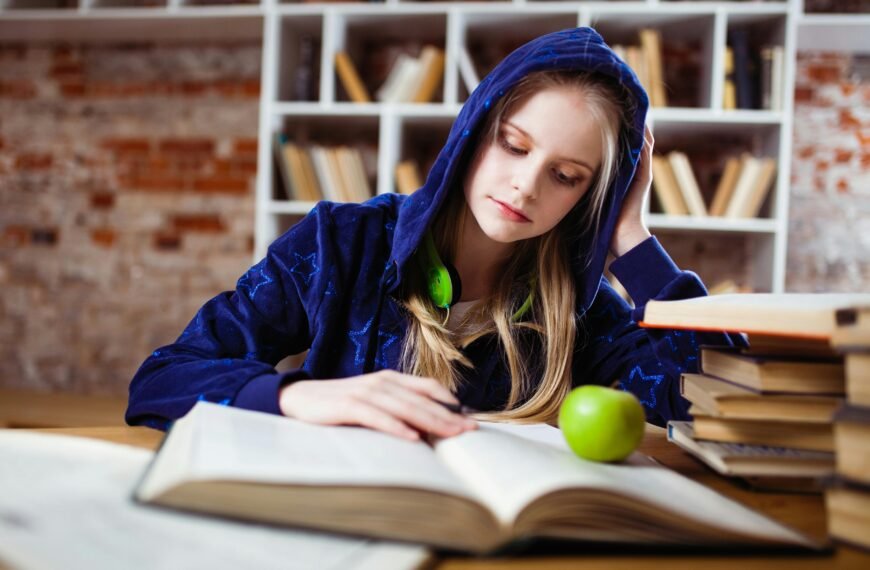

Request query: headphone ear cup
[{"left": 443, "top": 261, "right": 462, "bottom": 307}]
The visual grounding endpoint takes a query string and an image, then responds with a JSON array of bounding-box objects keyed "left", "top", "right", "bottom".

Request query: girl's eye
[
  {"left": 498, "top": 136, "right": 525, "bottom": 155},
  {"left": 555, "top": 170, "right": 580, "bottom": 187}
]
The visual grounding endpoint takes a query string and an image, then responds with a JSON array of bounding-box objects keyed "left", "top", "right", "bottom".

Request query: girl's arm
[
  {"left": 125, "top": 213, "right": 320, "bottom": 430},
  {"left": 572, "top": 236, "right": 745, "bottom": 427}
]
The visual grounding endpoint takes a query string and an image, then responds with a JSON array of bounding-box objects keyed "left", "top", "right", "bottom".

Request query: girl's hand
[
  {"left": 278, "top": 370, "right": 478, "bottom": 441},
  {"left": 610, "top": 123, "right": 654, "bottom": 258}
]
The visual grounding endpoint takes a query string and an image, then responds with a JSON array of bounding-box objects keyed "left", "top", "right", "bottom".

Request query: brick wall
[
  {"left": 788, "top": 51, "right": 869, "bottom": 292},
  {"left": 0, "top": 42, "right": 261, "bottom": 395}
]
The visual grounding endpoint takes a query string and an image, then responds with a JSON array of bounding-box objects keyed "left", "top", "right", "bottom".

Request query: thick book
[
  {"left": 690, "top": 408, "right": 834, "bottom": 453},
  {"left": 845, "top": 352, "right": 870, "bottom": 407},
  {"left": 411, "top": 45, "right": 445, "bottom": 103},
  {"left": 639, "top": 293, "right": 870, "bottom": 340},
  {"left": 668, "top": 151, "right": 707, "bottom": 217},
  {"left": 726, "top": 157, "right": 776, "bottom": 219},
  {"left": 667, "top": 421, "right": 834, "bottom": 478},
  {"left": 651, "top": 155, "right": 689, "bottom": 215},
  {"left": 638, "top": 28, "right": 667, "bottom": 108},
  {"left": 681, "top": 373, "right": 842, "bottom": 421},
  {"left": 133, "top": 403, "right": 820, "bottom": 554},
  {"left": 825, "top": 477, "right": 870, "bottom": 551},
  {"left": 335, "top": 51, "right": 372, "bottom": 103},
  {"left": 699, "top": 347, "right": 845, "bottom": 395},
  {"left": 833, "top": 404, "right": 870, "bottom": 486},
  {"left": 709, "top": 156, "right": 742, "bottom": 217}
]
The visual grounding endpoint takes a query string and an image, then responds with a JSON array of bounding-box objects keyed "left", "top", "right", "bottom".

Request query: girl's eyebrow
[{"left": 503, "top": 120, "right": 594, "bottom": 174}]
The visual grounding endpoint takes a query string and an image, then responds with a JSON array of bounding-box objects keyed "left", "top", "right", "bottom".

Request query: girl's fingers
[
  {"left": 386, "top": 371, "right": 458, "bottom": 405},
  {"left": 347, "top": 401, "right": 421, "bottom": 441},
  {"left": 380, "top": 383, "right": 475, "bottom": 433}
]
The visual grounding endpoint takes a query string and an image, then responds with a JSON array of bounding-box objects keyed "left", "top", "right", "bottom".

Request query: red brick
[
  {"left": 839, "top": 109, "right": 861, "bottom": 129},
  {"left": 180, "top": 81, "right": 207, "bottom": 96},
  {"left": 15, "top": 153, "right": 53, "bottom": 170},
  {"left": 91, "top": 228, "right": 116, "bottom": 247},
  {"left": 234, "top": 138, "right": 258, "bottom": 155},
  {"left": 229, "top": 156, "right": 258, "bottom": 174},
  {"left": 119, "top": 174, "right": 186, "bottom": 192},
  {"left": 841, "top": 83, "right": 857, "bottom": 98},
  {"left": 0, "top": 80, "right": 37, "bottom": 99},
  {"left": 793, "top": 86, "right": 813, "bottom": 103},
  {"left": 193, "top": 176, "right": 250, "bottom": 194},
  {"left": 0, "top": 137, "right": 4, "bottom": 150},
  {"left": 159, "top": 138, "right": 214, "bottom": 155},
  {"left": 816, "top": 160, "right": 830, "bottom": 172},
  {"left": 862, "top": 152, "right": 870, "bottom": 170},
  {"left": 858, "top": 132, "right": 870, "bottom": 149},
  {"left": 171, "top": 214, "right": 226, "bottom": 233},
  {"left": 59, "top": 80, "right": 86, "bottom": 97},
  {"left": 31, "top": 228, "right": 58, "bottom": 245},
  {"left": 102, "top": 137, "right": 151, "bottom": 155},
  {"left": 154, "top": 232, "right": 182, "bottom": 251},
  {"left": 50, "top": 62, "right": 83, "bottom": 77},
  {"left": 798, "top": 146, "right": 815, "bottom": 160},
  {"left": 242, "top": 79, "right": 260, "bottom": 98},
  {"left": 90, "top": 192, "right": 115, "bottom": 209},
  {"left": 3, "top": 225, "right": 30, "bottom": 246},
  {"left": 807, "top": 65, "right": 841, "bottom": 84},
  {"left": 834, "top": 149, "right": 854, "bottom": 163},
  {"left": 836, "top": 178, "right": 849, "bottom": 194}
]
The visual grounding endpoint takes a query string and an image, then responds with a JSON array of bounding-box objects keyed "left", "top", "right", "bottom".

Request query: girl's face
[{"left": 462, "top": 86, "right": 603, "bottom": 246}]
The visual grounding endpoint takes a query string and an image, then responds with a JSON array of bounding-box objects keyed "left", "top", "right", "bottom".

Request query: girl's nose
[{"left": 511, "top": 166, "right": 541, "bottom": 200}]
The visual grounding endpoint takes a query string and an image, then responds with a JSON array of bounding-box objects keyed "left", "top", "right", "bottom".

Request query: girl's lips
[{"left": 491, "top": 198, "right": 531, "bottom": 223}]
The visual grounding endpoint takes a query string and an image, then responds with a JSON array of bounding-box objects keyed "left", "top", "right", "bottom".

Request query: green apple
[{"left": 558, "top": 385, "right": 646, "bottom": 462}]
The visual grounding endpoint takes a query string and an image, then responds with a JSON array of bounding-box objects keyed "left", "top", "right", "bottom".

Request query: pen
[{"left": 436, "top": 400, "right": 479, "bottom": 415}]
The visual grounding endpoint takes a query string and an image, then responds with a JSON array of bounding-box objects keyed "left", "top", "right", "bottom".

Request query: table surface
[{"left": 23, "top": 424, "right": 870, "bottom": 570}]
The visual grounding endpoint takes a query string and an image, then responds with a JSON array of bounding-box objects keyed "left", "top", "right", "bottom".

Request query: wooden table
[{"left": 22, "top": 424, "right": 868, "bottom": 570}]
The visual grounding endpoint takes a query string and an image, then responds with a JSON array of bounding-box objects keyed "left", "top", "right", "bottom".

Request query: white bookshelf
[{"left": 1, "top": 0, "right": 865, "bottom": 293}]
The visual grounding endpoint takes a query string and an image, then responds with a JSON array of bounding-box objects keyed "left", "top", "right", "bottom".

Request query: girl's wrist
[{"left": 612, "top": 227, "right": 652, "bottom": 258}]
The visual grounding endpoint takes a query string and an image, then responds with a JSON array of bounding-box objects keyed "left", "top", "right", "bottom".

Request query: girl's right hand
[{"left": 278, "top": 370, "right": 478, "bottom": 441}]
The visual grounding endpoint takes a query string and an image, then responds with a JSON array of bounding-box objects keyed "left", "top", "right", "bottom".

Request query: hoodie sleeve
[
  {"left": 125, "top": 208, "right": 327, "bottom": 431},
  {"left": 572, "top": 236, "right": 745, "bottom": 427}
]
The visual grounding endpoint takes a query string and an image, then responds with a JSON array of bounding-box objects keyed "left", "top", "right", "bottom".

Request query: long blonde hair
[{"left": 399, "top": 69, "right": 635, "bottom": 424}]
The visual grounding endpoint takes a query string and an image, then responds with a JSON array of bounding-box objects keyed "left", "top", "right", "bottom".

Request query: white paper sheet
[{"left": 0, "top": 431, "right": 430, "bottom": 570}]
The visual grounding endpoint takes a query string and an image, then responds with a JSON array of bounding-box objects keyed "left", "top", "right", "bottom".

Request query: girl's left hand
[{"left": 610, "top": 123, "right": 654, "bottom": 258}]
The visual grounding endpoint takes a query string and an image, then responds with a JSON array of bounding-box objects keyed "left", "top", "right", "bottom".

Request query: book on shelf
[
  {"left": 133, "top": 402, "right": 821, "bottom": 554},
  {"left": 650, "top": 154, "right": 689, "bottom": 215},
  {"left": 458, "top": 44, "right": 480, "bottom": 95},
  {"left": 681, "top": 373, "right": 842, "bottom": 422},
  {"left": 723, "top": 155, "right": 777, "bottom": 219},
  {"left": 832, "top": 305, "right": 870, "bottom": 349},
  {"left": 729, "top": 27, "right": 757, "bottom": 110},
  {"left": 760, "top": 45, "right": 784, "bottom": 112},
  {"left": 293, "top": 34, "right": 320, "bottom": 102},
  {"left": 395, "top": 159, "right": 423, "bottom": 195},
  {"left": 709, "top": 155, "right": 742, "bottom": 217},
  {"left": 723, "top": 46, "right": 737, "bottom": 110},
  {"left": 667, "top": 421, "right": 835, "bottom": 479},
  {"left": 825, "top": 477, "right": 870, "bottom": 551},
  {"left": 689, "top": 407, "right": 834, "bottom": 452},
  {"left": 699, "top": 347, "right": 845, "bottom": 396},
  {"left": 375, "top": 45, "right": 445, "bottom": 104},
  {"left": 273, "top": 132, "right": 295, "bottom": 201},
  {"left": 638, "top": 28, "right": 668, "bottom": 108},
  {"left": 667, "top": 151, "right": 707, "bottom": 217},
  {"left": 639, "top": 293, "right": 870, "bottom": 339},
  {"left": 335, "top": 51, "right": 371, "bottom": 104}
]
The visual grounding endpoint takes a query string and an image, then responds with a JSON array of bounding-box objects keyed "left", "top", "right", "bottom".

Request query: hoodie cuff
[
  {"left": 608, "top": 235, "right": 681, "bottom": 307},
  {"left": 233, "top": 369, "right": 311, "bottom": 416}
]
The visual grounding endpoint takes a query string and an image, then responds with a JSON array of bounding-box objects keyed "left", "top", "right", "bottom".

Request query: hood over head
[{"left": 387, "top": 26, "right": 649, "bottom": 313}]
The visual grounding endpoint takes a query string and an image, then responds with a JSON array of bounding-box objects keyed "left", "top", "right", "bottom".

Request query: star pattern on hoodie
[
  {"left": 625, "top": 365, "right": 665, "bottom": 409},
  {"left": 349, "top": 317, "right": 374, "bottom": 366},
  {"left": 238, "top": 263, "right": 274, "bottom": 301},
  {"left": 289, "top": 252, "right": 319, "bottom": 286}
]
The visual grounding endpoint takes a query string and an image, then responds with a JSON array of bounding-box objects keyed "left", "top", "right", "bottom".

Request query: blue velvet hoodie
[{"left": 126, "top": 27, "right": 737, "bottom": 431}]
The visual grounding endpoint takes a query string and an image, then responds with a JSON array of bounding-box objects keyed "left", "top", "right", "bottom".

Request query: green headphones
[{"left": 415, "top": 230, "right": 535, "bottom": 322}]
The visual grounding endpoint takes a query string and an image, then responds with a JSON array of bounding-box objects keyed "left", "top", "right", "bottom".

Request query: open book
[{"left": 134, "top": 402, "right": 821, "bottom": 554}]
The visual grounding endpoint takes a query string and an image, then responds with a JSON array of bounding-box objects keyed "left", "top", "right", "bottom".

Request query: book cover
[
  {"left": 723, "top": 154, "right": 761, "bottom": 218},
  {"left": 640, "top": 293, "right": 870, "bottom": 340},
  {"left": 668, "top": 151, "right": 708, "bottom": 217},
  {"left": 335, "top": 51, "right": 372, "bottom": 104},
  {"left": 690, "top": 408, "right": 834, "bottom": 452},
  {"left": 709, "top": 156, "right": 742, "bottom": 217},
  {"left": 411, "top": 45, "right": 445, "bottom": 103},
  {"left": 650, "top": 155, "right": 689, "bottom": 215},
  {"left": 638, "top": 28, "right": 667, "bottom": 108}
]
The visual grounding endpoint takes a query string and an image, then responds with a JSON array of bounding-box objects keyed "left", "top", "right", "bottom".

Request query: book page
[
  {"left": 183, "top": 403, "right": 473, "bottom": 499},
  {"left": 434, "top": 421, "right": 812, "bottom": 545},
  {"left": 0, "top": 431, "right": 430, "bottom": 570}
]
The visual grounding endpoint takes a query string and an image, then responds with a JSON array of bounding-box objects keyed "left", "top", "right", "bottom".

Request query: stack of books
[
  {"left": 611, "top": 27, "right": 667, "bottom": 108},
  {"left": 639, "top": 294, "right": 870, "bottom": 493},
  {"left": 826, "top": 305, "right": 870, "bottom": 550},
  {"left": 651, "top": 151, "right": 777, "bottom": 220},
  {"left": 335, "top": 45, "right": 445, "bottom": 104},
  {"left": 273, "top": 133, "right": 375, "bottom": 203}
]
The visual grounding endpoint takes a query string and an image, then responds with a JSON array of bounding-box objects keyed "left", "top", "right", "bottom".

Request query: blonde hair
[{"left": 399, "top": 69, "right": 635, "bottom": 424}]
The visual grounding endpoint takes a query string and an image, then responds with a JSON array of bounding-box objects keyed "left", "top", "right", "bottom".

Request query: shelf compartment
[
  {"left": 457, "top": 10, "right": 580, "bottom": 102},
  {"left": 725, "top": 12, "right": 787, "bottom": 112},
  {"left": 590, "top": 12, "right": 715, "bottom": 109},
  {"left": 649, "top": 120, "right": 782, "bottom": 220},
  {"left": 271, "top": 113, "right": 380, "bottom": 203},
  {"left": 334, "top": 11, "right": 447, "bottom": 104},
  {"left": 394, "top": 114, "right": 452, "bottom": 194}
]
